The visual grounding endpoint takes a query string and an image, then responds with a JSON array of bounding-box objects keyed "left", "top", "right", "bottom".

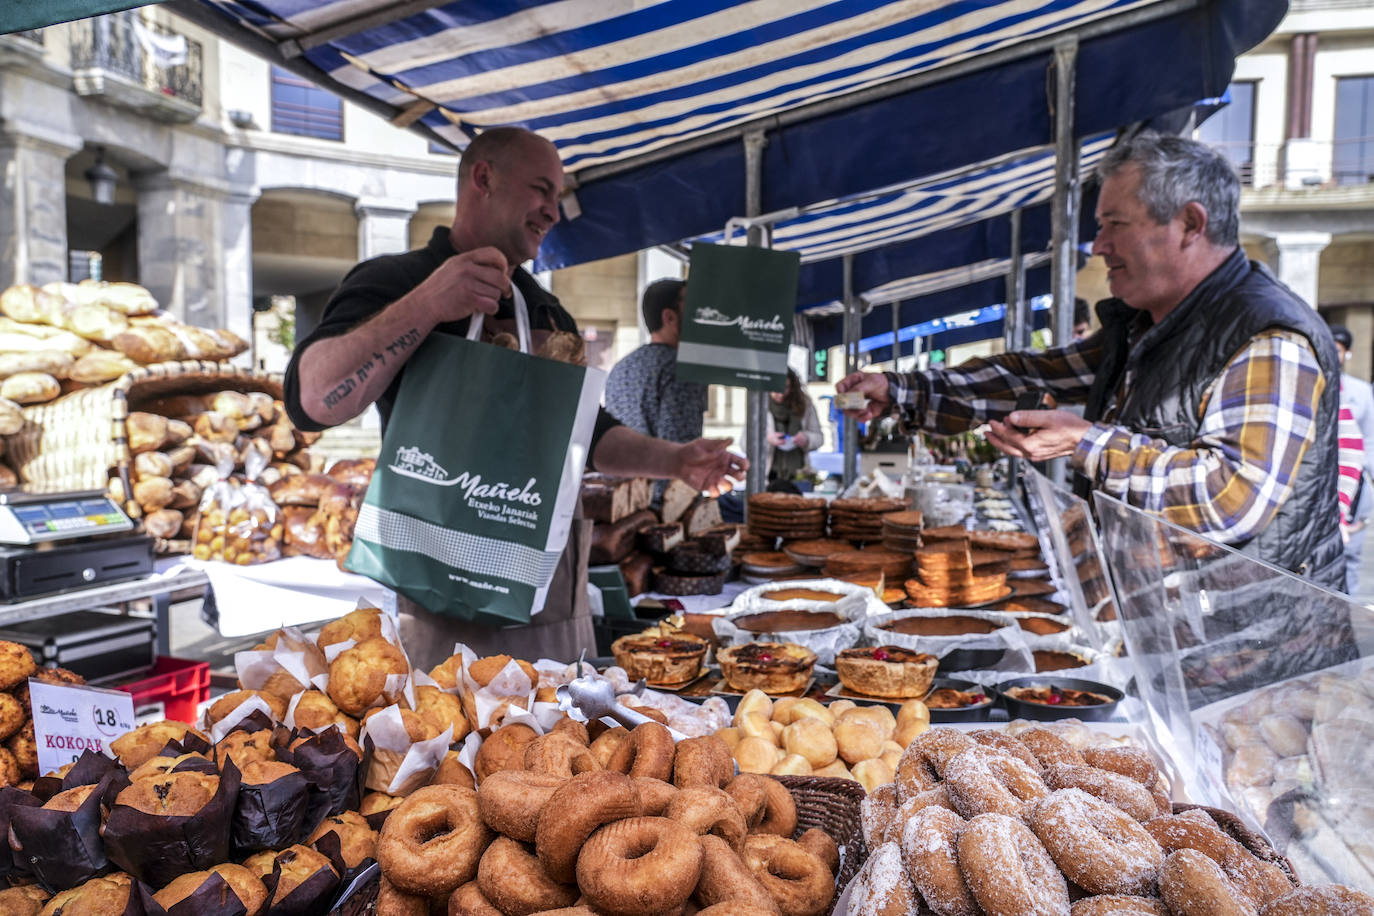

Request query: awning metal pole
[
  {"left": 1049, "top": 38, "right": 1081, "bottom": 486},
  {"left": 842, "top": 254, "right": 859, "bottom": 488},
  {"left": 1004, "top": 208, "right": 1027, "bottom": 352},
  {"left": 891, "top": 298, "right": 901, "bottom": 370},
  {"left": 744, "top": 130, "right": 769, "bottom": 497}
]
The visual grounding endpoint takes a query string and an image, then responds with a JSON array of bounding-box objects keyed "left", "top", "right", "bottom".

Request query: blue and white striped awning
[{"left": 162, "top": 0, "right": 1282, "bottom": 272}]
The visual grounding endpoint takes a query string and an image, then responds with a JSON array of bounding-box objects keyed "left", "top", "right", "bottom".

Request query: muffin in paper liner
[
  {"left": 102, "top": 759, "right": 243, "bottom": 888},
  {"left": 320, "top": 608, "right": 416, "bottom": 715},
  {"left": 359, "top": 704, "right": 452, "bottom": 796},
  {"left": 33, "top": 873, "right": 142, "bottom": 916},
  {"left": 8, "top": 769, "right": 122, "bottom": 892},
  {"left": 235, "top": 625, "right": 329, "bottom": 702},
  {"left": 0, "top": 786, "right": 43, "bottom": 882},
  {"left": 136, "top": 870, "right": 259, "bottom": 916},
  {"left": 208, "top": 694, "right": 284, "bottom": 744},
  {"left": 29, "top": 747, "right": 122, "bottom": 803},
  {"left": 230, "top": 760, "right": 318, "bottom": 855},
  {"left": 271, "top": 724, "right": 366, "bottom": 818},
  {"left": 454, "top": 644, "right": 537, "bottom": 733},
  {"left": 255, "top": 843, "right": 341, "bottom": 916}
]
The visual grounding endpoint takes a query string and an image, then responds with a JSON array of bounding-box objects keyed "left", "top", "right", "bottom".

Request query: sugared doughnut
[
  {"left": 477, "top": 835, "right": 579, "bottom": 915},
  {"left": 1081, "top": 747, "right": 1160, "bottom": 787},
  {"left": 1158, "top": 849, "right": 1257, "bottom": 916},
  {"left": 476, "top": 769, "right": 566, "bottom": 842},
  {"left": 674, "top": 735, "right": 737, "bottom": 789},
  {"left": 1071, "top": 896, "right": 1170, "bottom": 916},
  {"left": 1259, "top": 884, "right": 1374, "bottom": 916},
  {"left": 633, "top": 776, "right": 679, "bottom": 816},
  {"left": 375, "top": 875, "right": 428, "bottom": 916},
  {"left": 944, "top": 746, "right": 1048, "bottom": 820},
  {"left": 577, "top": 816, "right": 703, "bottom": 916},
  {"left": 694, "top": 833, "right": 780, "bottom": 913},
  {"left": 860, "top": 781, "right": 901, "bottom": 849},
  {"left": 969, "top": 729, "right": 1043, "bottom": 773},
  {"left": 725, "top": 774, "right": 798, "bottom": 838},
  {"left": 376, "top": 785, "right": 491, "bottom": 897},
  {"left": 898, "top": 784, "right": 955, "bottom": 822},
  {"left": 742, "top": 834, "right": 834, "bottom": 916},
  {"left": 1029, "top": 789, "right": 1164, "bottom": 896},
  {"left": 606, "top": 722, "right": 676, "bottom": 782},
  {"left": 847, "top": 841, "right": 919, "bottom": 916},
  {"left": 1042, "top": 763, "right": 1159, "bottom": 822},
  {"left": 536, "top": 770, "right": 640, "bottom": 884},
  {"left": 957, "top": 812, "right": 1070, "bottom": 916},
  {"left": 475, "top": 723, "right": 538, "bottom": 781},
  {"left": 1144, "top": 813, "right": 1292, "bottom": 907},
  {"left": 697, "top": 904, "right": 783, "bottom": 916},
  {"left": 667, "top": 786, "right": 748, "bottom": 851},
  {"left": 1017, "top": 727, "right": 1087, "bottom": 769},
  {"left": 523, "top": 733, "right": 600, "bottom": 778},
  {"left": 1148, "top": 777, "right": 1172, "bottom": 816},
  {"left": 589, "top": 728, "right": 630, "bottom": 769},
  {"left": 448, "top": 879, "right": 504, "bottom": 916},
  {"left": 550, "top": 716, "right": 590, "bottom": 746},
  {"left": 899, "top": 805, "right": 979, "bottom": 916},
  {"left": 796, "top": 827, "right": 839, "bottom": 875},
  {"left": 896, "top": 729, "right": 977, "bottom": 800}
]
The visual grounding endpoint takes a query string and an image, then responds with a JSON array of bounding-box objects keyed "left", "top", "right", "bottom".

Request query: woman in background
[{"left": 766, "top": 368, "right": 823, "bottom": 490}]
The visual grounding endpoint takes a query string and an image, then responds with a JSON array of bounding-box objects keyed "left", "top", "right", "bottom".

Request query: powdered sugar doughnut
[
  {"left": 1017, "top": 727, "right": 1087, "bottom": 769},
  {"left": 1029, "top": 788, "right": 1163, "bottom": 896},
  {"left": 897, "top": 729, "right": 977, "bottom": 800},
  {"left": 1081, "top": 747, "right": 1160, "bottom": 787},
  {"left": 848, "top": 841, "right": 920, "bottom": 916},
  {"left": 943, "top": 747, "right": 1048, "bottom": 820},
  {"left": 1158, "top": 849, "right": 1257, "bottom": 916},
  {"left": 1259, "top": 884, "right": 1374, "bottom": 916},
  {"left": 1144, "top": 813, "right": 1292, "bottom": 907},
  {"left": 860, "top": 782, "right": 902, "bottom": 849},
  {"left": 900, "top": 805, "right": 978, "bottom": 916},
  {"left": 898, "top": 784, "right": 955, "bottom": 822},
  {"left": 957, "top": 812, "right": 1070, "bottom": 916},
  {"left": 1042, "top": 763, "right": 1159, "bottom": 822},
  {"left": 969, "top": 729, "right": 1043, "bottom": 773},
  {"left": 1071, "top": 896, "right": 1170, "bottom": 916}
]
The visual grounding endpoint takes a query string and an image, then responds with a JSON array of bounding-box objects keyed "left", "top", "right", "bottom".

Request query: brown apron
[{"left": 397, "top": 516, "right": 595, "bottom": 670}]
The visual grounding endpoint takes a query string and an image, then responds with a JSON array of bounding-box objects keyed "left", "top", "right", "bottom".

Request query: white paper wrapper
[
  {"left": 361, "top": 703, "right": 454, "bottom": 796},
  {"left": 863, "top": 608, "right": 1035, "bottom": 682},
  {"left": 320, "top": 609, "right": 416, "bottom": 713},
  {"left": 530, "top": 702, "right": 568, "bottom": 733},
  {"left": 234, "top": 626, "right": 330, "bottom": 696},
  {"left": 455, "top": 644, "right": 537, "bottom": 732},
  {"left": 207, "top": 694, "right": 278, "bottom": 744},
  {"left": 282, "top": 689, "right": 350, "bottom": 737},
  {"left": 731, "top": 578, "right": 888, "bottom": 619}
]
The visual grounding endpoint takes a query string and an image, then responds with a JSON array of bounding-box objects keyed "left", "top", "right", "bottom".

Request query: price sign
[{"left": 28, "top": 679, "right": 135, "bottom": 777}]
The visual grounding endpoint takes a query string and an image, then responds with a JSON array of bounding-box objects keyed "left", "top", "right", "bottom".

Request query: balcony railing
[
  {"left": 69, "top": 11, "right": 202, "bottom": 115},
  {"left": 1203, "top": 138, "right": 1374, "bottom": 191}
]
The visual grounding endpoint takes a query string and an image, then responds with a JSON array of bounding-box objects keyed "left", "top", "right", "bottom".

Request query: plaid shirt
[{"left": 885, "top": 328, "right": 1325, "bottom": 544}]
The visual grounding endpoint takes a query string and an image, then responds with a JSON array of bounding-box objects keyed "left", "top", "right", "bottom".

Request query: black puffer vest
[{"left": 1082, "top": 248, "right": 1344, "bottom": 588}]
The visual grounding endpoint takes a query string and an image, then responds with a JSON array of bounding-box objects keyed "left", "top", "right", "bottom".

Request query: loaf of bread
[
  {"left": 269, "top": 472, "right": 335, "bottom": 506},
  {"left": 0, "top": 398, "right": 22, "bottom": 435},
  {"left": 143, "top": 508, "right": 184, "bottom": 540},
  {"left": 619, "top": 551, "right": 654, "bottom": 597},
  {"left": 133, "top": 476, "right": 174, "bottom": 511},
  {"left": 193, "top": 411, "right": 238, "bottom": 444},
  {"left": 326, "top": 458, "right": 375, "bottom": 488},
  {"left": 127, "top": 412, "right": 169, "bottom": 454},
  {"left": 69, "top": 350, "right": 138, "bottom": 384},
  {"left": 134, "top": 452, "right": 174, "bottom": 481},
  {"left": 0, "top": 372, "right": 59, "bottom": 404},
  {"left": 282, "top": 507, "right": 333, "bottom": 559},
  {"left": 660, "top": 478, "right": 698, "bottom": 524},
  {"left": 64, "top": 302, "right": 129, "bottom": 343},
  {"left": 638, "top": 523, "right": 684, "bottom": 554},
  {"left": 168, "top": 480, "right": 202, "bottom": 510},
  {"left": 111, "top": 326, "right": 186, "bottom": 364},
  {"left": 589, "top": 509, "right": 657, "bottom": 565},
  {"left": 681, "top": 498, "right": 723, "bottom": 536},
  {"left": 0, "top": 350, "right": 73, "bottom": 380}
]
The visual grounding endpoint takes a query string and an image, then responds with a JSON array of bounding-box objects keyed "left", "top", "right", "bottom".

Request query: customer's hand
[
  {"left": 835, "top": 371, "right": 892, "bottom": 422},
  {"left": 766, "top": 431, "right": 787, "bottom": 447},
  {"left": 986, "top": 409, "right": 1092, "bottom": 461},
  {"left": 673, "top": 438, "right": 748, "bottom": 497}
]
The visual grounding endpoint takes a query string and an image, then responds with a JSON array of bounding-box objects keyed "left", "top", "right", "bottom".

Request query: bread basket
[{"left": 5, "top": 360, "right": 283, "bottom": 500}]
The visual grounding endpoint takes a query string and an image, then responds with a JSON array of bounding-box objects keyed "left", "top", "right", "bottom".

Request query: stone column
[
  {"left": 0, "top": 131, "right": 81, "bottom": 289},
  {"left": 356, "top": 199, "right": 415, "bottom": 261},
  {"left": 221, "top": 187, "right": 259, "bottom": 366},
  {"left": 1272, "top": 232, "right": 1332, "bottom": 309},
  {"left": 135, "top": 172, "right": 228, "bottom": 329}
]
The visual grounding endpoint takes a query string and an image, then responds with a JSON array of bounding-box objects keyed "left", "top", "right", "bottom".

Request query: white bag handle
[{"left": 465, "top": 285, "right": 531, "bottom": 353}]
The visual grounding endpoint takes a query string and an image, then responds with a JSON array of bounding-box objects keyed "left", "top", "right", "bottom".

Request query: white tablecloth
[{"left": 157, "top": 556, "right": 391, "bottom": 637}]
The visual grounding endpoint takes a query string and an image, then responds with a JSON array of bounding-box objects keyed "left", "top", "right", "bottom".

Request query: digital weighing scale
[{"left": 0, "top": 488, "right": 153, "bottom": 602}]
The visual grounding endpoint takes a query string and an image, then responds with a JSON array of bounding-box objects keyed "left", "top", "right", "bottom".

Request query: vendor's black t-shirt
[{"left": 283, "top": 226, "right": 621, "bottom": 457}]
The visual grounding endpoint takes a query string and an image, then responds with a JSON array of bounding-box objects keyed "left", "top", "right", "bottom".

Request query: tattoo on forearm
[
  {"left": 385, "top": 328, "right": 421, "bottom": 359},
  {"left": 323, "top": 377, "right": 355, "bottom": 409}
]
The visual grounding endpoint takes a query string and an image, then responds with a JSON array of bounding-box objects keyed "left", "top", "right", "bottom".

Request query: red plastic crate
[{"left": 117, "top": 656, "right": 210, "bottom": 724}]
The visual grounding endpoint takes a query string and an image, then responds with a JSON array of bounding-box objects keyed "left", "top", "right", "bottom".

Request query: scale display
[{"left": 0, "top": 493, "right": 134, "bottom": 545}]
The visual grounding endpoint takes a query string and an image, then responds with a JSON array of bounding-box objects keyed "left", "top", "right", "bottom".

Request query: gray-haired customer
[{"left": 838, "top": 131, "right": 1342, "bottom": 589}]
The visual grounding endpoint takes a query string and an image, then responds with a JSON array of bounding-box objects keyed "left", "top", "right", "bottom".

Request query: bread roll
[
  {"left": 168, "top": 480, "right": 201, "bottom": 510},
  {"left": 165, "top": 445, "right": 195, "bottom": 472},
  {"left": 127, "top": 412, "right": 169, "bottom": 454},
  {"left": 248, "top": 392, "right": 275, "bottom": 423},
  {"left": 269, "top": 473, "right": 333, "bottom": 507},
  {"left": 0, "top": 372, "right": 59, "bottom": 404},
  {"left": 133, "top": 476, "right": 174, "bottom": 511},
  {"left": 0, "top": 350, "right": 73, "bottom": 380},
  {"left": 0, "top": 398, "right": 20, "bottom": 436},
  {"left": 193, "top": 411, "right": 237, "bottom": 443},
  {"left": 186, "top": 464, "right": 218, "bottom": 489},
  {"left": 144, "top": 508, "right": 183, "bottom": 539},
  {"left": 0, "top": 465, "right": 16, "bottom": 490},
  {"left": 165, "top": 418, "right": 192, "bottom": 446},
  {"left": 69, "top": 349, "right": 138, "bottom": 384},
  {"left": 134, "top": 452, "right": 174, "bottom": 481},
  {"left": 267, "top": 422, "right": 297, "bottom": 454}
]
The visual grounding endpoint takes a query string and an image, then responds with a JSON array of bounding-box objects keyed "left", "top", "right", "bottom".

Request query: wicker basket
[
  {"left": 4, "top": 360, "right": 283, "bottom": 498},
  {"left": 327, "top": 775, "right": 868, "bottom": 916}
]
